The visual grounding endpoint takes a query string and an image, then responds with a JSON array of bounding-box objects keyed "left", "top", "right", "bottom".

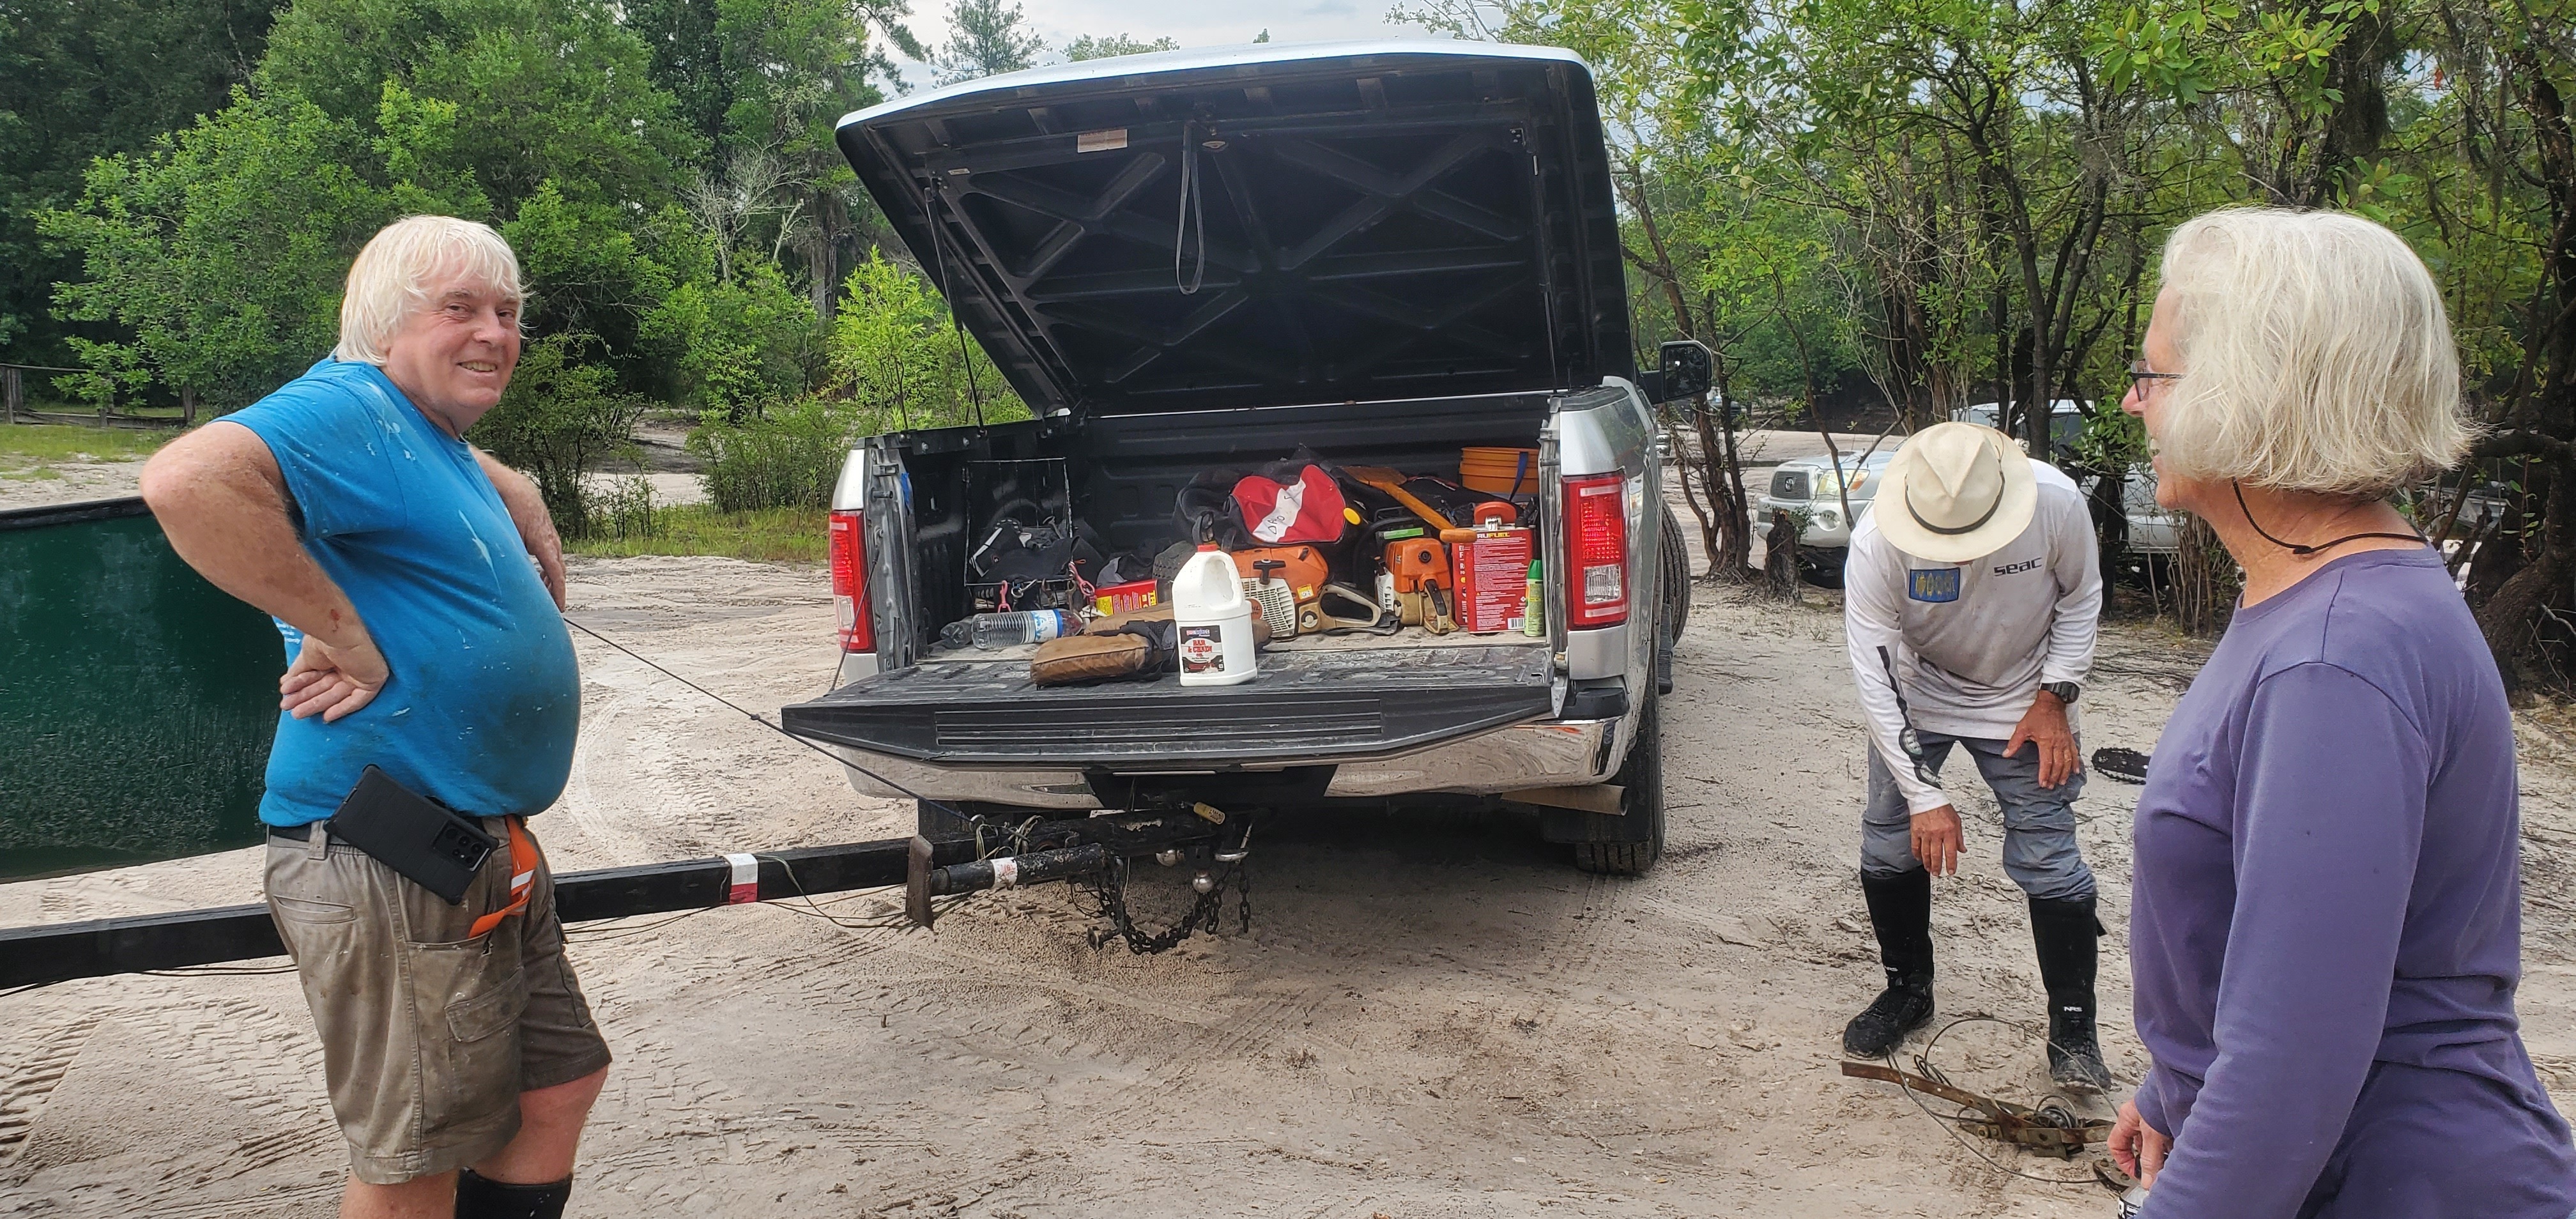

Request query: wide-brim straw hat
[{"left": 1871, "top": 422, "right": 2039, "bottom": 563}]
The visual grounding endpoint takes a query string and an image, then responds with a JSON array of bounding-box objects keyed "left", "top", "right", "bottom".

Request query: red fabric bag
[{"left": 1232, "top": 465, "right": 1347, "bottom": 546}]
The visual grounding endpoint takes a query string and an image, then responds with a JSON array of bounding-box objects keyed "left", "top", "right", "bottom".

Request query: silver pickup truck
[{"left": 780, "top": 43, "right": 1697, "bottom": 875}]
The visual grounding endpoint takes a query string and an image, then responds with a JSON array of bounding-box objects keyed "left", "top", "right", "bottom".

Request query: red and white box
[{"left": 1450, "top": 527, "right": 1532, "bottom": 634}]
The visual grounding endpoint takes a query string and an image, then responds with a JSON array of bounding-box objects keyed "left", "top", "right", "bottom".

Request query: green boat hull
[{"left": 1, "top": 498, "right": 278, "bottom": 880}]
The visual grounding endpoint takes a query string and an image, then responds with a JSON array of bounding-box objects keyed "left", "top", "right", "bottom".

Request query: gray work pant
[{"left": 1860, "top": 731, "right": 2096, "bottom": 902}]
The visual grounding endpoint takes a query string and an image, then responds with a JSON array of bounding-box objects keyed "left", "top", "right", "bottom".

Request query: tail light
[
  {"left": 829, "top": 510, "right": 873, "bottom": 652},
  {"left": 1562, "top": 472, "right": 1627, "bottom": 628}
]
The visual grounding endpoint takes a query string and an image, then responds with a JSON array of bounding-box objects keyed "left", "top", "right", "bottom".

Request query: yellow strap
[{"left": 468, "top": 816, "right": 537, "bottom": 939}]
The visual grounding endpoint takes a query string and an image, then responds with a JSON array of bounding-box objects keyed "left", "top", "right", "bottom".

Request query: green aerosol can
[{"left": 1522, "top": 558, "right": 1544, "bottom": 636}]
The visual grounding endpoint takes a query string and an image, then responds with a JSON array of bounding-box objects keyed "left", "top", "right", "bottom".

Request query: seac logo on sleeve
[{"left": 1907, "top": 567, "right": 1961, "bottom": 602}]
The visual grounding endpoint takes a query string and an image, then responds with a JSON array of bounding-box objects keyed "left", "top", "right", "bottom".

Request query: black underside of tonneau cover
[{"left": 781, "top": 646, "right": 1553, "bottom": 767}]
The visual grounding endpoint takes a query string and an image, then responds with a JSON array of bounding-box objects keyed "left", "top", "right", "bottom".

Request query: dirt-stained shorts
[{"left": 265, "top": 818, "right": 611, "bottom": 1185}]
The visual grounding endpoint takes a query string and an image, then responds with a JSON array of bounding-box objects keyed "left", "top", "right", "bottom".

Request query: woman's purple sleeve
[{"left": 2138, "top": 662, "right": 2428, "bottom": 1218}]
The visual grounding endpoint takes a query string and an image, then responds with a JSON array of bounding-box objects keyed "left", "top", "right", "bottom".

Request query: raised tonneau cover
[{"left": 781, "top": 645, "right": 1553, "bottom": 767}]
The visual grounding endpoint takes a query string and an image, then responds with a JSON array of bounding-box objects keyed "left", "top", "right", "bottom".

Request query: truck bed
[{"left": 781, "top": 640, "right": 1554, "bottom": 768}]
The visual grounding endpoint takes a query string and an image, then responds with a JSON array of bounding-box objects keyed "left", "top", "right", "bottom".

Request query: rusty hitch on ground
[{"left": 1839, "top": 1061, "right": 2112, "bottom": 1157}]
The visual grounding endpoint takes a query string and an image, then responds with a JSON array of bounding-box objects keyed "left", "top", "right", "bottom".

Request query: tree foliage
[
  {"left": 933, "top": 0, "right": 1043, "bottom": 84},
  {"left": 1399, "top": 0, "right": 2576, "bottom": 680},
  {"left": 1064, "top": 34, "right": 1181, "bottom": 61}
]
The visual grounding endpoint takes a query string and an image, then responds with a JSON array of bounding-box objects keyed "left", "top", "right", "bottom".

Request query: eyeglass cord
[{"left": 2232, "top": 480, "right": 2427, "bottom": 557}]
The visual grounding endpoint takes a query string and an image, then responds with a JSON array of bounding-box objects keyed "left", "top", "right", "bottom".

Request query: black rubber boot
[
  {"left": 455, "top": 1169, "right": 572, "bottom": 1219},
  {"left": 2030, "top": 894, "right": 2112, "bottom": 1091},
  {"left": 1843, "top": 867, "right": 1936, "bottom": 1058}
]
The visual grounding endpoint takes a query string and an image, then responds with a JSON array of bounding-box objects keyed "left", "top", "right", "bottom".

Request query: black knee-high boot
[
  {"left": 1843, "top": 867, "right": 1936, "bottom": 1057},
  {"left": 2029, "top": 893, "right": 2112, "bottom": 1091},
  {"left": 455, "top": 1169, "right": 572, "bottom": 1219}
]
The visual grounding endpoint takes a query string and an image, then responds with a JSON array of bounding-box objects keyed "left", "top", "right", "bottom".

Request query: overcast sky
[{"left": 887, "top": 0, "right": 1449, "bottom": 91}]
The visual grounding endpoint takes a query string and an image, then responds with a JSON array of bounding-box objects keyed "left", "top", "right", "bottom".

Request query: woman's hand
[{"left": 2108, "top": 1097, "right": 2169, "bottom": 1187}]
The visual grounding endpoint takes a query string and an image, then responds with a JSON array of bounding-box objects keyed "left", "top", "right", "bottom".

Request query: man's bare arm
[
  {"left": 141, "top": 422, "right": 387, "bottom": 720},
  {"left": 472, "top": 448, "right": 566, "bottom": 608}
]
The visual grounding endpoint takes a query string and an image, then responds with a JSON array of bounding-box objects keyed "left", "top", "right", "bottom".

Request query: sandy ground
[{"left": 6, "top": 549, "right": 2573, "bottom": 1218}]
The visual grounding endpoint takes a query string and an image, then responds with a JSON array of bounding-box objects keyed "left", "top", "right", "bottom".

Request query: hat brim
[{"left": 1869, "top": 444, "right": 2041, "bottom": 563}]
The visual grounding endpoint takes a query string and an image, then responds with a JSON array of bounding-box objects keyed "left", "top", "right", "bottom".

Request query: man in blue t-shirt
[{"left": 142, "top": 216, "right": 607, "bottom": 1219}]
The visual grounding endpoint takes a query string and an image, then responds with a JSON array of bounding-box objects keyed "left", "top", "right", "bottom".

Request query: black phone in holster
[{"left": 326, "top": 765, "right": 497, "bottom": 906}]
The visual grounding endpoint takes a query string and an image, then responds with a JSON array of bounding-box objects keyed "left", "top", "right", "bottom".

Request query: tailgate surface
[{"left": 782, "top": 645, "right": 1554, "bottom": 766}]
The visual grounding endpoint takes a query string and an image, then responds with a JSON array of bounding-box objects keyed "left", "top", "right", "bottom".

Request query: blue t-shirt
[{"left": 224, "top": 358, "right": 580, "bottom": 827}]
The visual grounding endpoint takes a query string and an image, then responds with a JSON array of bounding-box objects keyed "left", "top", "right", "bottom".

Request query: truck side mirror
[{"left": 1658, "top": 340, "right": 1713, "bottom": 402}]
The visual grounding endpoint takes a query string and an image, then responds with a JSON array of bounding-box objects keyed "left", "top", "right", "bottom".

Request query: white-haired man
[
  {"left": 142, "top": 215, "right": 608, "bottom": 1219},
  {"left": 1839, "top": 421, "right": 2109, "bottom": 1090}
]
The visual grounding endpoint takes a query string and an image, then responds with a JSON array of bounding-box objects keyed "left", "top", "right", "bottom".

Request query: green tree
[
  {"left": 1064, "top": 34, "right": 1180, "bottom": 60},
  {"left": 38, "top": 95, "right": 432, "bottom": 407},
  {"left": 829, "top": 247, "right": 1025, "bottom": 430},
  {"left": 467, "top": 332, "right": 650, "bottom": 535},
  {"left": 0, "top": 0, "right": 282, "bottom": 365},
  {"left": 933, "top": 0, "right": 1042, "bottom": 84},
  {"left": 42, "top": 0, "right": 703, "bottom": 409}
]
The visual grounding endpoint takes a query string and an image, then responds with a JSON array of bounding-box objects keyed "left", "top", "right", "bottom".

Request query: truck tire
[
  {"left": 1571, "top": 693, "right": 1664, "bottom": 875},
  {"left": 1660, "top": 505, "right": 1692, "bottom": 633}
]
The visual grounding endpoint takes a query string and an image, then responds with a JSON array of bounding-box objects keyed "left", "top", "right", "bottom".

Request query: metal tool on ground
[
  {"left": 2092, "top": 747, "right": 2150, "bottom": 784},
  {"left": 1839, "top": 1061, "right": 2109, "bottom": 1156},
  {"left": 1839, "top": 1014, "right": 2123, "bottom": 1190}
]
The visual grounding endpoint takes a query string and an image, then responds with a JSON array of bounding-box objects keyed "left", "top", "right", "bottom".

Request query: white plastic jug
[{"left": 1170, "top": 545, "right": 1258, "bottom": 686}]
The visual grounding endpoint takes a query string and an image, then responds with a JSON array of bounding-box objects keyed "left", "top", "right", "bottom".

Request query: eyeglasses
[{"left": 2128, "top": 360, "right": 2181, "bottom": 393}]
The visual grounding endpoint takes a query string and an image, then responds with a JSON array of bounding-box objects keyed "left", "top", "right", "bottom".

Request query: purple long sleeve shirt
[{"left": 2132, "top": 548, "right": 2576, "bottom": 1218}]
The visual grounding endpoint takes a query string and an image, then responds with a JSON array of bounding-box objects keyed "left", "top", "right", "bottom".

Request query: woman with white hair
[{"left": 2104, "top": 208, "right": 2576, "bottom": 1215}]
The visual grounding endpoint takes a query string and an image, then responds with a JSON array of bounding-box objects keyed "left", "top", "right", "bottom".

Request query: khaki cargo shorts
[{"left": 265, "top": 818, "right": 611, "bottom": 1185}]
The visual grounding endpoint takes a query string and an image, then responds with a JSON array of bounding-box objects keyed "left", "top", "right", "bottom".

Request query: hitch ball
[
  {"left": 1192, "top": 870, "right": 1216, "bottom": 894},
  {"left": 1155, "top": 849, "right": 1183, "bottom": 867}
]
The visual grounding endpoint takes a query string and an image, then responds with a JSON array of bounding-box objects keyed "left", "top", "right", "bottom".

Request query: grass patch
[
  {"left": 0, "top": 422, "right": 174, "bottom": 469},
  {"left": 564, "top": 503, "right": 828, "bottom": 564}
]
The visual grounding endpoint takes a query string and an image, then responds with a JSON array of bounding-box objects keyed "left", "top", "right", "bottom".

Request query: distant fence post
[{"left": 3, "top": 366, "right": 19, "bottom": 424}]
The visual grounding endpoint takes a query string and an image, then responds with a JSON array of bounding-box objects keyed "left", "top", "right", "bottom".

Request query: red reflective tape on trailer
[{"left": 725, "top": 853, "right": 760, "bottom": 904}]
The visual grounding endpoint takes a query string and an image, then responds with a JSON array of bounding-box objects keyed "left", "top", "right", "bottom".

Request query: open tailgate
[{"left": 781, "top": 645, "right": 1553, "bottom": 767}]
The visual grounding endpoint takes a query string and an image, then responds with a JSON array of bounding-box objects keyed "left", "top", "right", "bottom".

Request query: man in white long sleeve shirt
[{"left": 1840, "top": 421, "right": 2108, "bottom": 1090}]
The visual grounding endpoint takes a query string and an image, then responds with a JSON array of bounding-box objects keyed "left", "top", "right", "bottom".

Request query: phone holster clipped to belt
[{"left": 326, "top": 765, "right": 498, "bottom": 906}]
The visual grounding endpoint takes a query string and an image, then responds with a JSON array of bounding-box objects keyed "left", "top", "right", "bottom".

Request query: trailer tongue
[{"left": 0, "top": 806, "right": 1267, "bottom": 990}]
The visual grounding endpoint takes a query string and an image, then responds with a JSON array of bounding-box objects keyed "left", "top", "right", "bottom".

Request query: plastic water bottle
[{"left": 944, "top": 610, "right": 1077, "bottom": 650}]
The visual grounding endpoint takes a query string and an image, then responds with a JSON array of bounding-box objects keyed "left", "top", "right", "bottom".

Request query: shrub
[
  {"left": 468, "top": 333, "right": 648, "bottom": 536},
  {"left": 686, "top": 395, "right": 852, "bottom": 512}
]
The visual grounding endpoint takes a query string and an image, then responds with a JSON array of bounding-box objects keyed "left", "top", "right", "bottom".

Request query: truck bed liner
[{"left": 783, "top": 645, "right": 1555, "bottom": 767}]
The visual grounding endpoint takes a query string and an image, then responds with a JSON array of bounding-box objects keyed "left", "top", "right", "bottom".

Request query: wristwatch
[{"left": 2041, "top": 681, "right": 2081, "bottom": 705}]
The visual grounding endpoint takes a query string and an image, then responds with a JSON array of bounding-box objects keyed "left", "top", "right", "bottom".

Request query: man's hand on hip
[
  {"left": 1910, "top": 804, "right": 1963, "bottom": 877},
  {"left": 281, "top": 631, "right": 389, "bottom": 721},
  {"left": 2005, "top": 690, "right": 2078, "bottom": 787}
]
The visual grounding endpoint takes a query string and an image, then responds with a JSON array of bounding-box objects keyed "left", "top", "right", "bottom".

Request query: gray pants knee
[{"left": 1860, "top": 732, "right": 2095, "bottom": 902}]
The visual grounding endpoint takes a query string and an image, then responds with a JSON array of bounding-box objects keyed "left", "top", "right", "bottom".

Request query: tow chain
[{"left": 1078, "top": 855, "right": 1252, "bottom": 955}]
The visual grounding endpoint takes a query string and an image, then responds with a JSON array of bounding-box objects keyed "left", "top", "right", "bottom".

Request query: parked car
[
  {"left": 1756, "top": 449, "right": 2181, "bottom": 586},
  {"left": 779, "top": 42, "right": 1695, "bottom": 875},
  {"left": 1749, "top": 450, "right": 1895, "bottom": 586},
  {"left": 1956, "top": 400, "right": 2085, "bottom": 461}
]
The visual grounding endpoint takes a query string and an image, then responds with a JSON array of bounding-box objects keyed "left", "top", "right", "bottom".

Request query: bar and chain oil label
[{"left": 1179, "top": 624, "right": 1224, "bottom": 673}]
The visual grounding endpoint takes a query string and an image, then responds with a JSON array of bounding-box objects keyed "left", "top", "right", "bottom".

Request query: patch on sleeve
[{"left": 1906, "top": 567, "right": 1961, "bottom": 602}]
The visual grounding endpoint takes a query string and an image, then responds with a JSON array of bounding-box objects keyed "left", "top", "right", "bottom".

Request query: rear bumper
[{"left": 822, "top": 716, "right": 1619, "bottom": 809}]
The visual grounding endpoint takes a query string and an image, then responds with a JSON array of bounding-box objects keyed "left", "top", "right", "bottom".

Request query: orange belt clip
[{"left": 468, "top": 816, "right": 538, "bottom": 939}]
